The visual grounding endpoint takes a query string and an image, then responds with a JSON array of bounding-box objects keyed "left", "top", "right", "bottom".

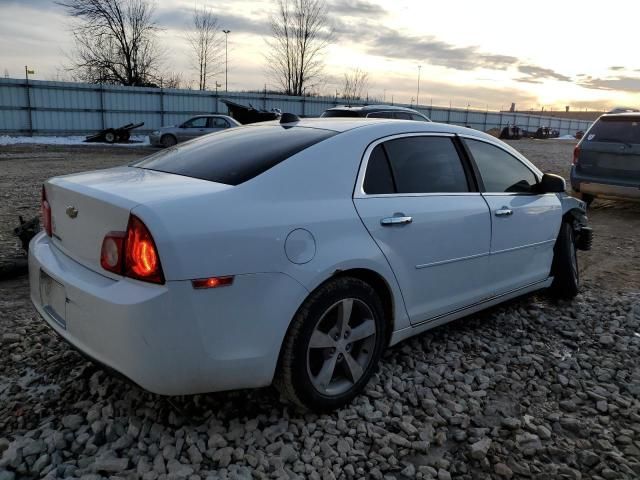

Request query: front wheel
[
  {"left": 275, "top": 277, "right": 387, "bottom": 411},
  {"left": 549, "top": 221, "right": 579, "bottom": 299}
]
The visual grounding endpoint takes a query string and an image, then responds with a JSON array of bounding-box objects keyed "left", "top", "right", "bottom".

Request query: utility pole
[
  {"left": 417, "top": 65, "right": 422, "bottom": 106},
  {"left": 223, "top": 30, "right": 231, "bottom": 92}
]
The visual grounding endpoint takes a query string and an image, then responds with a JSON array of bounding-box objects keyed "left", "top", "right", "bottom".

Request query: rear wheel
[
  {"left": 160, "top": 134, "right": 177, "bottom": 148},
  {"left": 104, "top": 130, "right": 116, "bottom": 143},
  {"left": 275, "top": 277, "right": 387, "bottom": 411},
  {"left": 580, "top": 193, "right": 595, "bottom": 207},
  {"left": 549, "top": 221, "right": 579, "bottom": 299}
]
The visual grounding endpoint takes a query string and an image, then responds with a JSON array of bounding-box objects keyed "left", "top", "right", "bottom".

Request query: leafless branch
[
  {"left": 265, "top": 0, "right": 331, "bottom": 96},
  {"left": 342, "top": 68, "right": 369, "bottom": 101},
  {"left": 186, "top": 6, "right": 222, "bottom": 91},
  {"left": 57, "top": 0, "right": 162, "bottom": 86}
]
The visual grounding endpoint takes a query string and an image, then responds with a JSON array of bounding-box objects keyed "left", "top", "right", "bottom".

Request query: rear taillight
[
  {"left": 125, "top": 215, "right": 164, "bottom": 284},
  {"left": 573, "top": 145, "right": 580, "bottom": 165},
  {"left": 41, "top": 185, "right": 52, "bottom": 236},
  {"left": 100, "top": 215, "right": 164, "bottom": 284}
]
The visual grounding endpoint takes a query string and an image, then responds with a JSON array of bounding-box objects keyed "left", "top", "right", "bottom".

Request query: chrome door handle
[
  {"left": 380, "top": 215, "right": 413, "bottom": 226},
  {"left": 495, "top": 207, "right": 513, "bottom": 217}
]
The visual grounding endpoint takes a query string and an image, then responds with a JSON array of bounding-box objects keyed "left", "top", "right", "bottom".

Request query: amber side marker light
[{"left": 192, "top": 276, "right": 234, "bottom": 289}]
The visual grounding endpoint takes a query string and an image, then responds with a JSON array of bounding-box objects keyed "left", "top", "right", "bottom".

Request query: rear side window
[
  {"left": 363, "top": 145, "right": 395, "bottom": 194},
  {"left": 587, "top": 116, "right": 640, "bottom": 144},
  {"left": 393, "top": 112, "right": 412, "bottom": 120},
  {"left": 321, "top": 110, "right": 361, "bottom": 118},
  {"left": 134, "top": 126, "right": 336, "bottom": 185},
  {"left": 410, "top": 113, "right": 428, "bottom": 121},
  {"left": 367, "top": 112, "right": 393, "bottom": 119},
  {"left": 363, "top": 136, "right": 469, "bottom": 194},
  {"left": 465, "top": 139, "right": 538, "bottom": 193}
]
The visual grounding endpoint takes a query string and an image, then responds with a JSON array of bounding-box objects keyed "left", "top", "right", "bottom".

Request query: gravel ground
[{"left": 0, "top": 139, "right": 639, "bottom": 480}]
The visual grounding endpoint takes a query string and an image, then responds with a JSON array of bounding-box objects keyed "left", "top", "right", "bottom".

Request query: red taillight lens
[
  {"left": 124, "top": 215, "right": 164, "bottom": 284},
  {"left": 573, "top": 145, "right": 580, "bottom": 165},
  {"left": 41, "top": 186, "right": 52, "bottom": 236},
  {"left": 100, "top": 232, "right": 125, "bottom": 274}
]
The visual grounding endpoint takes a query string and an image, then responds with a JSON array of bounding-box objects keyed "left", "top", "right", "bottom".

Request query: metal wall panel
[{"left": 0, "top": 78, "right": 594, "bottom": 137}]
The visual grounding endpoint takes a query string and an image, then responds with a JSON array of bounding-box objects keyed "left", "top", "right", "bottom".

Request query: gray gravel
[{"left": 1, "top": 140, "right": 639, "bottom": 479}]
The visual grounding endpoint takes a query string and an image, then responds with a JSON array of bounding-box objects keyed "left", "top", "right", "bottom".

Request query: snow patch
[
  {"left": 0, "top": 135, "right": 150, "bottom": 147},
  {"left": 557, "top": 135, "right": 577, "bottom": 140}
]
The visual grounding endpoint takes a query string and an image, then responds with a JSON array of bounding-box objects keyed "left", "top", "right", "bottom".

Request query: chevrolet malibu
[{"left": 29, "top": 116, "right": 592, "bottom": 411}]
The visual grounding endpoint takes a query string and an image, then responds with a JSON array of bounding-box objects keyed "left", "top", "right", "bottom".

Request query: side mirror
[{"left": 538, "top": 173, "right": 566, "bottom": 193}]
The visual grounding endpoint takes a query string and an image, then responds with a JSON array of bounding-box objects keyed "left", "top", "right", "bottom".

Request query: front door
[
  {"left": 354, "top": 134, "right": 492, "bottom": 324},
  {"left": 463, "top": 138, "right": 562, "bottom": 294}
]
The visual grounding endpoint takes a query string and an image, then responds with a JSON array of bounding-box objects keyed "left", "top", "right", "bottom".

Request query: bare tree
[
  {"left": 57, "top": 0, "right": 162, "bottom": 86},
  {"left": 266, "top": 0, "right": 331, "bottom": 96},
  {"left": 342, "top": 68, "right": 369, "bottom": 101},
  {"left": 186, "top": 6, "right": 222, "bottom": 91}
]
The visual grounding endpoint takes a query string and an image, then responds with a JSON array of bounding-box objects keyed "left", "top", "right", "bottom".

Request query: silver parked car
[
  {"left": 149, "top": 114, "right": 241, "bottom": 147},
  {"left": 571, "top": 112, "right": 640, "bottom": 204}
]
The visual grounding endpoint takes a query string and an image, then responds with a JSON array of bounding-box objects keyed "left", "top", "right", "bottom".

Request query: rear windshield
[
  {"left": 321, "top": 110, "right": 361, "bottom": 118},
  {"left": 587, "top": 116, "right": 640, "bottom": 144},
  {"left": 134, "top": 126, "right": 336, "bottom": 185}
]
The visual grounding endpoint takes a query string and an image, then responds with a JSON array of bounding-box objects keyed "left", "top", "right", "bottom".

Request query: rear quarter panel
[{"left": 133, "top": 125, "right": 416, "bottom": 332}]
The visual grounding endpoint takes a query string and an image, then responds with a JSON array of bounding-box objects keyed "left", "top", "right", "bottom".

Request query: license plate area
[{"left": 40, "top": 270, "right": 67, "bottom": 329}]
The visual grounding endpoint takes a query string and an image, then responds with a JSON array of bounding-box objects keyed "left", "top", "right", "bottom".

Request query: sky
[{"left": 1, "top": 0, "right": 639, "bottom": 111}]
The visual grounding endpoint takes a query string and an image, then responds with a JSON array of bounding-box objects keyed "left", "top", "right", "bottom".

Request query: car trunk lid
[{"left": 46, "top": 166, "right": 230, "bottom": 276}]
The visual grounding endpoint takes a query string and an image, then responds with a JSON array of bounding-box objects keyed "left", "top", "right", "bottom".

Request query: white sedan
[{"left": 29, "top": 116, "right": 592, "bottom": 411}]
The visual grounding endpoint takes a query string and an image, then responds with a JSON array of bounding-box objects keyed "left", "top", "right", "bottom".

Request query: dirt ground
[
  {"left": 2, "top": 139, "right": 638, "bottom": 293},
  {"left": 0, "top": 139, "right": 639, "bottom": 480}
]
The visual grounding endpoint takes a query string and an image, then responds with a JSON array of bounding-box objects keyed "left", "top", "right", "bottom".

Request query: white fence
[{"left": 0, "top": 78, "right": 592, "bottom": 136}]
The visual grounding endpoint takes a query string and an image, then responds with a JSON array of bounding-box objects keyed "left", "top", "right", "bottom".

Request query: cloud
[
  {"left": 348, "top": 26, "right": 519, "bottom": 70},
  {"left": 156, "top": 7, "right": 270, "bottom": 36},
  {"left": 609, "top": 66, "right": 625, "bottom": 71},
  {"left": 328, "top": 1, "right": 387, "bottom": 16},
  {"left": 516, "top": 65, "right": 571, "bottom": 82},
  {"left": 579, "top": 75, "right": 640, "bottom": 92}
]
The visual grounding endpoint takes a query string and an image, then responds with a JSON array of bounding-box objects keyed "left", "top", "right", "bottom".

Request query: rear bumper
[
  {"left": 570, "top": 168, "right": 640, "bottom": 200},
  {"left": 28, "top": 232, "right": 308, "bottom": 395}
]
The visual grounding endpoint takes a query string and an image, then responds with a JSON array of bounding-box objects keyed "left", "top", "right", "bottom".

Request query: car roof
[
  {"left": 258, "top": 117, "right": 492, "bottom": 137},
  {"left": 325, "top": 104, "right": 423, "bottom": 114},
  {"left": 599, "top": 112, "right": 640, "bottom": 120}
]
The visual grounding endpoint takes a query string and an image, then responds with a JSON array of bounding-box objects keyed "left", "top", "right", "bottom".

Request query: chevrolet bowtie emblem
[{"left": 65, "top": 206, "right": 78, "bottom": 219}]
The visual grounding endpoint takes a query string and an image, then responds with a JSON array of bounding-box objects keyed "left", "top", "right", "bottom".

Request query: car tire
[
  {"left": 549, "top": 221, "right": 579, "bottom": 299},
  {"left": 580, "top": 193, "right": 595, "bottom": 207},
  {"left": 275, "top": 277, "right": 387, "bottom": 411},
  {"left": 160, "top": 134, "right": 177, "bottom": 148},
  {"left": 104, "top": 130, "right": 116, "bottom": 143}
]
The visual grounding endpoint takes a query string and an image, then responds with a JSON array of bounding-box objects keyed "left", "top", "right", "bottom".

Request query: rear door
[
  {"left": 208, "top": 116, "right": 231, "bottom": 133},
  {"left": 577, "top": 116, "right": 640, "bottom": 182},
  {"left": 463, "top": 138, "right": 561, "bottom": 295},
  {"left": 178, "top": 116, "right": 209, "bottom": 141},
  {"left": 353, "top": 134, "right": 492, "bottom": 324}
]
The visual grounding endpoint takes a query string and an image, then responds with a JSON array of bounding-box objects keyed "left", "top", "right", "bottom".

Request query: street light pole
[
  {"left": 223, "top": 29, "right": 231, "bottom": 92},
  {"left": 417, "top": 65, "right": 422, "bottom": 107}
]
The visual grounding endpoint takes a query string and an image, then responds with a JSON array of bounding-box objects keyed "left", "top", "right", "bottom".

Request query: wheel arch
[{"left": 275, "top": 267, "right": 397, "bottom": 377}]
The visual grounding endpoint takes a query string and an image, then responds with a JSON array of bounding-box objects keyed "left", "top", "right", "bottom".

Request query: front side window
[
  {"left": 362, "top": 136, "right": 469, "bottom": 194},
  {"left": 465, "top": 139, "right": 538, "bottom": 193},
  {"left": 393, "top": 112, "right": 412, "bottom": 120},
  {"left": 410, "top": 113, "right": 428, "bottom": 121},
  {"left": 184, "top": 117, "right": 208, "bottom": 128}
]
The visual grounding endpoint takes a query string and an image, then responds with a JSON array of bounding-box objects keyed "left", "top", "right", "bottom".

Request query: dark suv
[
  {"left": 321, "top": 104, "right": 430, "bottom": 121},
  {"left": 571, "top": 113, "right": 640, "bottom": 204}
]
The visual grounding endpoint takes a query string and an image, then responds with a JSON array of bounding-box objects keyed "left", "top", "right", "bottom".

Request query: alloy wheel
[{"left": 306, "top": 298, "right": 377, "bottom": 396}]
